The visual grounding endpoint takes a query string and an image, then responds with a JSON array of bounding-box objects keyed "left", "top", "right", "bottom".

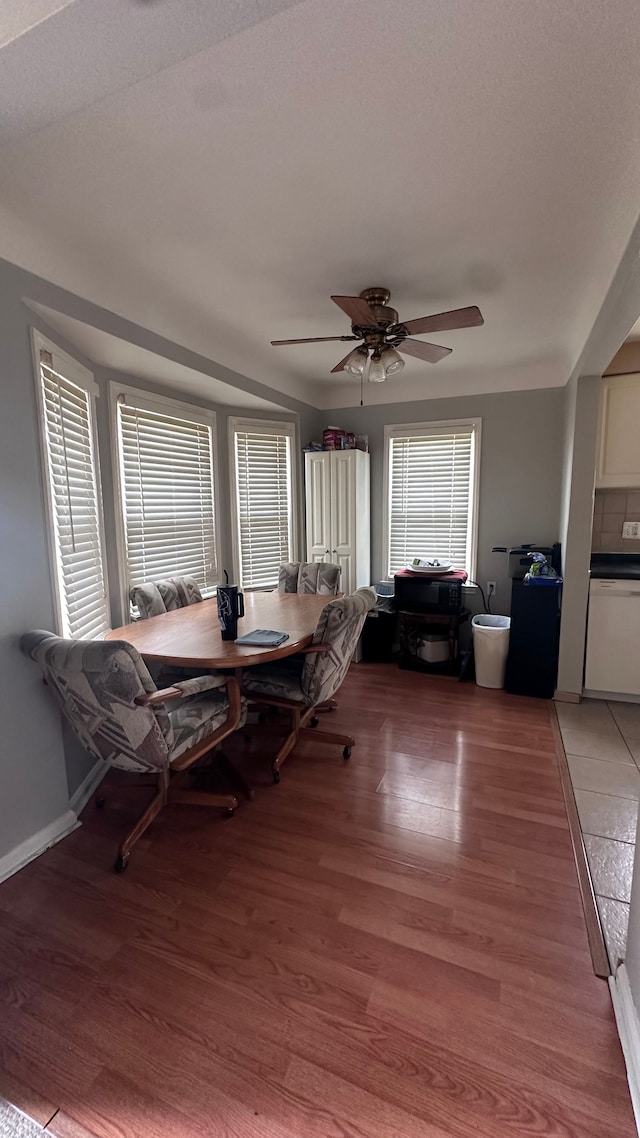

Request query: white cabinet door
[
  {"left": 585, "top": 580, "right": 640, "bottom": 694},
  {"left": 305, "top": 452, "right": 331, "bottom": 563},
  {"left": 305, "top": 450, "right": 369, "bottom": 594},
  {"left": 330, "top": 451, "right": 356, "bottom": 593},
  {"left": 597, "top": 375, "right": 640, "bottom": 488}
]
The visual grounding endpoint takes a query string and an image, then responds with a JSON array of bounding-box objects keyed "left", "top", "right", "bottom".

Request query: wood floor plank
[
  {"left": 0, "top": 664, "right": 634, "bottom": 1137},
  {"left": 0, "top": 1003, "right": 103, "bottom": 1105},
  {"left": 45, "top": 1066, "right": 279, "bottom": 1138}
]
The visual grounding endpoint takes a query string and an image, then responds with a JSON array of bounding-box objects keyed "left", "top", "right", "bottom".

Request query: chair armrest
[
  {"left": 135, "top": 673, "right": 228, "bottom": 706},
  {"left": 135, "top": 687, "right": 182, "bottom": 706},
  {"left": 300, "top": 643, "right": 331, "bottom": 655}
]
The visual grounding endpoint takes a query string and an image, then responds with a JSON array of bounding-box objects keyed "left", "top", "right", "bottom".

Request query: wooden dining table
[{"left": 106, "top": 591, "right": 332, "bottom": 672}]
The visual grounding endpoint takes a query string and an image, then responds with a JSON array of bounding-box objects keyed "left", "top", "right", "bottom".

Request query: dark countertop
[{"left": 590, "top": 553, "right": 640, "bottom": 580}]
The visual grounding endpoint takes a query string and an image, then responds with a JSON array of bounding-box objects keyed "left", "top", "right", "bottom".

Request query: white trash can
[{"left": 471, "top": 614, "right": 511, "bottom": 689}]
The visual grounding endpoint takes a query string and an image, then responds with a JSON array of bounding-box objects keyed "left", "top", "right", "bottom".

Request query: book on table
[{"left": 234, "top": 629, "right": 289, "bottom": 647}]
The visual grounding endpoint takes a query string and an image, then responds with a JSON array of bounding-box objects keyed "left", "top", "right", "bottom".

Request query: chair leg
[
  {"left": 272, "top": 708, "right": 301, "bottom": 782},
  {"left": 114, "top": 768, "right": 169, "bottom": 874},
  {"left": 298, "top": 724, "right": 355, "bottom": 760},
  {"left": 169, "top": 788, "right": 238, "bottom": 814},
  {"left": 299, "top": 726, "right": 355, "bottom": 747}
]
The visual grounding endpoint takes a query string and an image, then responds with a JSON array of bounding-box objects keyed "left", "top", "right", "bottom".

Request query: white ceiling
[
  {"left": 2, "top": 0, "right": 640, "bottom": 410},
  {"left": 26, "top": 302, "right": 286, "bottom": 410}
]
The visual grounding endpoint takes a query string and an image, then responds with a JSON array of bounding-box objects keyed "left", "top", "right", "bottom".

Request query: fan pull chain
[{"left": 360, "top": 369, "right": 364, "bottom": 407}]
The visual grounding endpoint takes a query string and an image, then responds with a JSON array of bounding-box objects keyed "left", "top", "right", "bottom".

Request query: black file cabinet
[{"left": 504, "top": 581, "right": 561, "bottom": 699}]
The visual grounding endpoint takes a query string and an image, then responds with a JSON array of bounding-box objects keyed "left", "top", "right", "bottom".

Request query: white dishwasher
[{"left": 585, "top": 578, "right": 640, "bottom": 695}]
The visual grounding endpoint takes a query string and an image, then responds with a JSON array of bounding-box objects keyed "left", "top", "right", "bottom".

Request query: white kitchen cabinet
[
  {"left": 585, "top": 578, "right": 640, "bottom": 695},
  {"left": 596, "top": 375, "right": 640, "bottom": 488},
  {"left": 304, "top": 450, "right": 370, "bottom": 595}
]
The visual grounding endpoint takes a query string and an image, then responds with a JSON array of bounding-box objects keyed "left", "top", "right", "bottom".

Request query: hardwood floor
[{"left": 0, "top": 664, "right": 635, "bottom": 1137}]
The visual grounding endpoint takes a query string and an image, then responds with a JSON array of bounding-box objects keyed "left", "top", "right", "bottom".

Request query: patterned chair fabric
[
  {"left": 20, "top": 631, "right": 245, "bottom": 774},
  {"left": 130, "top": 575, "right": 203, "bottom": 620},
  {"left": 243, "top": 587, "right": 376, "bottom": 707},
  {"left": 277, "top": 562, "right": 341, "bottom": 596},
  {"left": 277, "top": 563, "right": 301, "bottom": 593}
]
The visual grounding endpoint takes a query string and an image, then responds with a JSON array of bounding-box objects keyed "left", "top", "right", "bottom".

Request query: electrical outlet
[
  {"left": 623, "top": 521, "right": 640, "bottom": 540},
  {"left": 487, "top": 581, "right": 497, "bottom": 599}
]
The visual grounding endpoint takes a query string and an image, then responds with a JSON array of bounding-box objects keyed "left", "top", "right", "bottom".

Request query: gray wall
[
  {"left": 556, "top": 376, "right": 601, "bottom": 695},
  {"left": 318, "top": 387, "right": 565, "bottom": 615},
  {"left": 0, "top": 263, "right": 72, "bottom": 860},
  {"left": 558, "top": 374, "right": 577, "bottom": 562}
]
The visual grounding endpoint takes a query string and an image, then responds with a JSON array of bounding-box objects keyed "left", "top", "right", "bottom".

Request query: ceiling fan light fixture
[
  {"left": 379, "top": 345, "right": 405, "bottom": 375},
  {"left": 368, "top": 347, "right": 386, "bottom": 383},
  {"left": 342, "top": 346, "right": 369, "bottom": 376}
]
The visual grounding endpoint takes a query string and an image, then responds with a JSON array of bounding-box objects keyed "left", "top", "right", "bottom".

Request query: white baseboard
[
  {"left": 610, "top": 964, "right": 640, "bottom": 1136},
  {"left": 584, "top": 689, "right": 640, "bottom": 704},
  {"left": 69, "top": 758, "right": 107, "bottom": 817},
  {"left": 0, "top": 810, "right": 79, "bottom": 884},
  {"left": 553, "top": 690, "right": 581, "bottom": 703}
]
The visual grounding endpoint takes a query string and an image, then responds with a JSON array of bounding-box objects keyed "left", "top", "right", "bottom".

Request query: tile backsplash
[{"left": 592, "top": 488, "right": 640, "bottom": 553}]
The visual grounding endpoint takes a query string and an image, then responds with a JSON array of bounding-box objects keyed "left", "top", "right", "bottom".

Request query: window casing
[
  {"left": 230, "top": 418, "right": 297, "bottom": 590},
  {"left": 384, "top": 418, "right": 481, "bottom": 579},
  {"left": 112, "top": 385, "right": 218, "bottom": 610},
  {"left": 32, "top": 331, "right": 110, "bottom": 639}
]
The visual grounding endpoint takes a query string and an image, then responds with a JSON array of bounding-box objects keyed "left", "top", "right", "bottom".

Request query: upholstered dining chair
[
  {"left": 242, "top": 587, "right": 375, "bottom": 782},
  {"left": 21, "top": 631, "right": 248, "bottom": 873},
  {"left": 278, "top": 562, "right": 341, "bottom": 596},
  {"left": 130, "top": 575, "right": 203, "bottom": 619},
  {"left": 277, "top": 561, "right": 344, "bottom": 717},
  {"left": 129, "top": 575, "right": 207, "bottom": 685}
]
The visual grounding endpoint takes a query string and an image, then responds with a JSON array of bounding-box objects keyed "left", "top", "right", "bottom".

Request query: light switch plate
[{"left": 622, "top": 521, "right": 640, "bottom": 539}]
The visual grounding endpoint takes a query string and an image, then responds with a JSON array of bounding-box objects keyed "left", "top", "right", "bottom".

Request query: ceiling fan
[{"left": 271, "top": 288, "right": 484, "bottom": 382}]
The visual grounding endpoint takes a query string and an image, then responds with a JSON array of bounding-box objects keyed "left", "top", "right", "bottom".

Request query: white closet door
[
  {"left": 330, "top": 451, "right": 355, "bottom": 593},
  {"left": 305, "top": 452, "right": 332, "bottom": 564}
]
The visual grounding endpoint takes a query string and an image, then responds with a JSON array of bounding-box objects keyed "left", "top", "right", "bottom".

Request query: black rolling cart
[{"left": 393, "top": 569, "right": 469, "bottom": 675}]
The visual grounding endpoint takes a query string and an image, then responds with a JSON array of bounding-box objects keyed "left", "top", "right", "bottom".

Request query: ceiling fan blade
[
  {"left": 398, "top": 339, "right": 452, "bottom": 363},
  {"left": 331, "top": 295, "right": 377, "bottom": 327},
  {"left": 271, "top": 335, "right": 357, "bottom": 346},
  {"left": 401, "top": 305, "right": 484, "bottom": 336}
]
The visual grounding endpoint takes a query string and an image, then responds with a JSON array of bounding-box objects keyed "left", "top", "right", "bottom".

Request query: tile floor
[
  {"left": 556, "top": 698, "right": 640, "bottom": 969},
  {"left": 0, "top": 1099, "right": 43, "bottom": 1138}
]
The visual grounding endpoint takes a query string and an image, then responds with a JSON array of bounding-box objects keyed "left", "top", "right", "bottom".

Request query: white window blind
[
  {"left": 387, "top": 421, "right": 479, "bottom": 576},
  {"left": 38, "top": 349, "right": 110, "bottom": 639},
  {"left": 233, "top": 425, "right": 294, "bottom": 589},
  {"left": 117, "top": 399, "right": 217, "bottom": 592}
]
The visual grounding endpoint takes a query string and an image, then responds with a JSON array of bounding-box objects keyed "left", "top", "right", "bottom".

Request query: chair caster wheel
[
  {"left": 225, "top": 807, "right": 235, "bottom": 818},
  {"left": 310, "top": 716, "right": 319, "bottom": 728},
  {"left": 273, "top": 770, "right": 281, "bottom": 784},
  {"left": 95, "top": 796, "right": 106, "bottom": 810},
  {"left": 113, "top": 854, "right": 129, "bottom": 874},
  {"left": 343, "top": 746, "right": 352, "bottom": 760}
]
